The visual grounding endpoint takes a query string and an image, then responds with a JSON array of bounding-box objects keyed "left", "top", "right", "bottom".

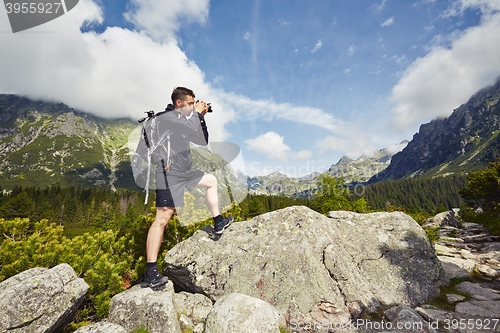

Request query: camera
[
  {"left": 138, "top": 110, "right": 155, "bottom": 123},
  {"left": 197, "top": 100, "right": 213, "bottom": 113}
]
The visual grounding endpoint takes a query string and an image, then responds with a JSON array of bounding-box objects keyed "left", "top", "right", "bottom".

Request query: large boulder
[
  {"left": 203, "top": 293, "right": 283, "bottom": 333},
  {"left": 107, "top": 282, "right": 181, "bottom": 333},
  {"left": 165, "top": 206, "right": 442, "bottom": 328},
  {"left": 0, "top": 263, "right": 88, "bottom": 333}
]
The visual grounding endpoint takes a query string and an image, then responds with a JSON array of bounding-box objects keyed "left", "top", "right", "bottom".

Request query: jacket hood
[{"left": 165, "top": 104, "right": 176, "bottom": 112}]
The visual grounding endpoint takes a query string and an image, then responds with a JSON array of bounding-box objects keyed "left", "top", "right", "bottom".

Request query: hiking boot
[
  {"left": 214, "top": 216, "right": 233, "bottom": 235},
  {"left": 143, "top": 268, "right": 169, "bottom": 289}
]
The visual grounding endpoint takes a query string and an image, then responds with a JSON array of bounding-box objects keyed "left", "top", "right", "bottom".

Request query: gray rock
[
  {"left": 178, "top": 314, "right": 194, "bottom": 332},
  {"left": 424, "top": 211, "right": 462, "bottom": 229},
  {"left": 172, "top": 291, "right": 213, "bottom": 326},
  {"left": 203, "top": 293, "right": 283, "bottom": 333},
  {"left": 483, "top": 243, "right": 500, "bottom": 252},
  {"left": 327, "top": 210, "right": 442, "bottom": 307},
  {"left": 445, "top": 294, "right": 466, "bottom": 303},
  {"left": 107, "top": 282, "right": 181, "bottom": 333},
  {"left": 73, "top": 322, "right": 127, "bottom": 333},
  {"left": 455, "top": 282, "right": 500, "bottom": 301},
  {"left": 165, "top": 206, "right": 442, "bottom": 326},
  {"left": 438, "top": 260, "right": 471, "bottom": 280},
  {"left": 476, "top": 264, "right": 500, "bottom": 278},
  {"left": 455, "top": 301, "right": 500, "bottom": 318},
  {"left": 438, "top": 256, "right": 476, "bottom": 272},
  {"left": 385, "top": 305, "right": 437, "bottom": 333},
  {"left": 415, "top": 306, "right": 454, "bottom": 323},
  {"left": 435, "top": 244, "right": 460, "bottom": 257},
  {"left": 0, "top": 263, "right": 88, "bottom": 333}
]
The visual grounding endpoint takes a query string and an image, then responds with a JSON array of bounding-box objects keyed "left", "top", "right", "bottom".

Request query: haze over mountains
[{"left": 1, "top": 77, "right": 500, "bottom": 196}]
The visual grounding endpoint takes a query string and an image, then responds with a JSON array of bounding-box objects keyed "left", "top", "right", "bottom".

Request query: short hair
[{"left": 171, "top": 87, "right": 195, "bottom": 105}]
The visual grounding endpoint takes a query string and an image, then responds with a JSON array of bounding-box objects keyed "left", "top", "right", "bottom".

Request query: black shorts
[{"left": 155, "top": 169, "right": 205, "bottom": 207}]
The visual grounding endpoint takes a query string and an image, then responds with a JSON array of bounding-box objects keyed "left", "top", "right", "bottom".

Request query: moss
[
  {"left": 131, "top": 328, "right": 149, "bottom": 333},
  {"left": 428, "top": 277, "right": 472, "bottom": 311},
  {"left": 424, "top": 226, "right": 441, "bottom": 243},
  {"left": 62, "top": 320, "right": 92, "bottom": 333}
]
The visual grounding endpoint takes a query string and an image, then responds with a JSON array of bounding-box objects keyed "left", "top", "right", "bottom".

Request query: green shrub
[{"left": 0, "top": 218, "right": 141, "bottom": 320}]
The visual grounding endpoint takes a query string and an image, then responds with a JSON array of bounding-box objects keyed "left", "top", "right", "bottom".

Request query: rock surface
[
  {"left": 164, "top": 206, "right": 442, "bottom": 326},
  {"left": 0, "top": 263, "right": 88, "bottom": 333},
  {"left": 73, "top": 322, "right": 127, "bottom": 333},
  {"left": 203, "top": 293, "right": 283, "bottom": 333},
  {"left": 107, "top": 282, "right": 181, "bottom": 333}
]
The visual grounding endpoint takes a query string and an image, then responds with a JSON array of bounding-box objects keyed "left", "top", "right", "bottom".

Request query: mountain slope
[
  {"left": 0, "top": 95, "right": 137, "bottom": 190},
  {"left": 372, "top": 78, "right": 500, "bottom": 182}
]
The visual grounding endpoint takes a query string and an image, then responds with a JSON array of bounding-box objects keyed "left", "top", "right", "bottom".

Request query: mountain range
[
  {"left": 1, "top": 77, "right": 500, "bottom": 196},
  {"left": 372, "top": 78, "right": 500, "bottom": 182}
]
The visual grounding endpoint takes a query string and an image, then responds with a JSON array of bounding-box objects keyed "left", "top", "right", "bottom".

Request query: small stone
[{"left": 445, "top": 293, "right": 465, "bottom": 303}]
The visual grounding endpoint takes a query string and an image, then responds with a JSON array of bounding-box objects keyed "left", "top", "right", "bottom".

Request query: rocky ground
[
  {"left": 404, "top": 211, "right": 500, "bottom": 333},
  {"left": 1, "top": 208, "right": 499, "bottom": 333}
]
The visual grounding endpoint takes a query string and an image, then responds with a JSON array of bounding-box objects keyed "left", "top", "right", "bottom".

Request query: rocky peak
[
  {"left": 267, "top": 171, "right": 288, "bottom": 179},
  {"left": 331, "top": 155, "right": 353, "bottom": 169},
  {"left": 374, "top": 78, "right": 500, "bottom": 181}
]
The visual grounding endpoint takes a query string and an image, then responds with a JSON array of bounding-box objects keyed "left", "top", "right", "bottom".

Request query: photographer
[{"left": 144, "top": 86, "right": 233, "bottom": 289}]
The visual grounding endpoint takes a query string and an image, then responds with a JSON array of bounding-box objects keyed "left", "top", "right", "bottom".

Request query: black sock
[
  {"left": 146, "top": 262, "right": 157, "bottom": 273},
  {"left": 213, "top": 215, "right": 223, "bottom": 224}
]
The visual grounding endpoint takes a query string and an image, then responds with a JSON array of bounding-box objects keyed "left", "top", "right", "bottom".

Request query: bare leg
[
  {"left": 195, "top": 173, "right": 220, "bottom": 217},
  {"left": 146, "top": 206, "right": 175, "bottom": 263}
]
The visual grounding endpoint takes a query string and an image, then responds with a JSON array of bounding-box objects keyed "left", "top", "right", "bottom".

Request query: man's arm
[
  {"left": 189, "top": 112, "right": 209, "bottom": 145},
  {"left": 188, "top": 100, "right": 209, "bottom": 146}
]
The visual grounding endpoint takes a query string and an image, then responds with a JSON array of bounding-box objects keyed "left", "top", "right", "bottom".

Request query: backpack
[{"left": 130, "top": 110, "right": 172, "bottom": 204}]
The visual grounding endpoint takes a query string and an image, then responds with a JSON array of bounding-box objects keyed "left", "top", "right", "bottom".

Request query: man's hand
[{"left": 195, "top": 100, "right": 209, "bottom": 116}]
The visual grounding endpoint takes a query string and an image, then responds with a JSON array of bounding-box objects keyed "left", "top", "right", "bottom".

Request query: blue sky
[{"left": 1, "top": 0, "right": 500, "bottom": 176}]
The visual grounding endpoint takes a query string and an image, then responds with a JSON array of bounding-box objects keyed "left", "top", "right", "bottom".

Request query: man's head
[{"left": 171, "top": 87, "right": 196, "bottom": 116}]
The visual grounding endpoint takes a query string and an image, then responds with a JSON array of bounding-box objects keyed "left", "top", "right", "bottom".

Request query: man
[{"left": 144, "top": 86, "right": 233, "bottom": 288}]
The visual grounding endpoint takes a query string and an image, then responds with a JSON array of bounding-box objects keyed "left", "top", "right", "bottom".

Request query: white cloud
[
  {"left": 391, "top": 54, "right": 406, "bottom": 64},
  {"left": 278, "top": 19, "right": 291, "bottom": 27},
  {"left": 244, "top": 31, "right": 252, "bottom": 40},
  {"left": 311, "top": 40, "right": 323, "bottom": 53},
  {"left": 220, "top": 92, "right": 348, "bottom": 135},
  {"left": 373, "top": 0, "right": 388, "bottom": 13},
  {"left": 385, "top": 141, "right": 408, "bottom": 154},
  {"left": 315, "top": 135, "right": 376, "bottom": 159},
  {"left": 390, "top": 9, "right": 500, "bottom": 129},
  {"left": 124, "top": 0, "right": 210, "bottom": 41},
  {"left": 381, "top": 17, "right": 394, "bottom": 27},
  {"left": 347, "top": 44, "right": 356, "bottom": 56},
  {"left": 245, "top": 132, "right": 291, "bottom": 161},
  {"left": 0, "top": 0, "right": 234, "bottom": 141},
  {"left": 245, "top": 132, "right": 313, "bottom": 162},
  {"left": 443, "top": 0, "right": 500, "bottom": 18},
  {"left": 293, "top": 150, "right": 313, "bottom": 160}
]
